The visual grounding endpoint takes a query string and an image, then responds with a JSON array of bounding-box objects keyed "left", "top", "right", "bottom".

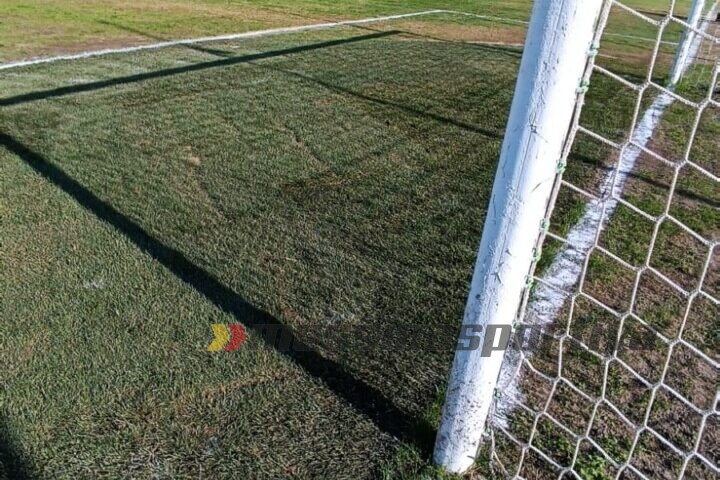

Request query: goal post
[
  {"left": 433, "top": 0, "right": 607, "bottom": 473},
  {"left": 669, "top": 0, "right": 707, "bottom": 86}
]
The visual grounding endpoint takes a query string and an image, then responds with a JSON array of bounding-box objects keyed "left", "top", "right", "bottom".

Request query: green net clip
[
  {"left": 532, "top": 248, "right": 542, "bottom": 262},
  {"left": 589, "top": 43, "right": 600, "bottom": 57},
  {"left": 540, "top": 219, "right": 550, "bottom": 233},
  {"left": 525, "top": 276, "right": 535, "bottom": 289},
  {"left": 557, "top": 161, "right": 567, "bottom": 174},
  {"left": 577, "top": 80, "right": 590, "bottom": 94}
]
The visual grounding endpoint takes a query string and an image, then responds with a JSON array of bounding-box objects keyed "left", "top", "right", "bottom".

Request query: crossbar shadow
[
  {"left": 0, "top": 31, "right": 400, "bottom": 108},
  {"left": 257, "top": 4, "right": 525, "bottom": 59},
  {"left": 1, "top": 28, "right": 504, "bottom": 142},
  {"left": 0, "top": 131, "right": 433, "bottom": 454},
  {"left": 0, "top": 27, "right": 522, "bottom": 112}
]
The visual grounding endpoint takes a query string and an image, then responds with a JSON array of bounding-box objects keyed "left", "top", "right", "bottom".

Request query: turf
[
  {"left": 0, "top": 23, "right": 518, "bottom": 479},
  {"left": 0, "top": 0, "right": 700, "bottom": 62},
  {"left": 1, "top": 1, "right": 716, "bottom": 479},
  {"left": 0, "top": 0, "right": 532, "bottom": 62}
]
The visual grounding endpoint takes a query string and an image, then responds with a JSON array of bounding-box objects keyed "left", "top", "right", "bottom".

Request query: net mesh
[{"left": 486, "top": 1, "right": 720, "bottom": 478}]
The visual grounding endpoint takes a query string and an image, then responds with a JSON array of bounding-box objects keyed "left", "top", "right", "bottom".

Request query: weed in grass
[
  {"left": 576, "top": 441, "right": 617, "bottom": 480},
  {"left": 533, "top": 416, "right": 575, "bottom": 467}
]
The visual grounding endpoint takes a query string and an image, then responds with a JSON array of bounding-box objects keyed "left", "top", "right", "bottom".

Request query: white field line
[
  {"left": 0, "top": 10, "right": 449, "bottom": 71},
  {"left": 493, "top": 3, "right": 717, "bottom": 426},
  {"left": 0, "top": 9, "right": 671, "bottom": 72}
]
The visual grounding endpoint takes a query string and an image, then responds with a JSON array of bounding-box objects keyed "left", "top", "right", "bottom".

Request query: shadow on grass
[
  {"left": 0, "top": 31, "right": 400, "bottom": 108},
  {"left": 572, "top": 152, "right": 720, "bottom": 208},
  {"left": 0, "top": 131, "right": 436, "bottom": 456},
  {"left": 259, "top": 62, "right": 503, "bottom": 139},
  {"left": 0, "top": 28, "right": 508, "bottom": 143},
  {"left": 0, "top": 26, "right": 521, "bottom": 118},
  {"left": 0, "top": 417, "right": 34, "bottom": 480},
  {"left": 258, "top": 3, "right": 525, "bottom": 58}
]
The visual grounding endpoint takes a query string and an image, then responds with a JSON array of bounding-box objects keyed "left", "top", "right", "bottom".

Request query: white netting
[{"left": 487, "top": 1, "right": 720, "bottom": 478}]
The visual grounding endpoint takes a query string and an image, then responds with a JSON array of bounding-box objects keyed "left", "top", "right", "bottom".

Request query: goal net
[{"left": 435, "top": 0, "right": 719, "bottom": 478}]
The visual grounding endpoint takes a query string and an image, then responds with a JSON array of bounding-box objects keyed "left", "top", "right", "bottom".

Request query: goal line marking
[{"left": 0, "top": 9, "right": 672, "bottom": 72}]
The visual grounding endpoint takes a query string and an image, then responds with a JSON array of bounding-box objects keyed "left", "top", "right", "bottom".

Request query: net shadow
[
  {"left": 0, "top": 31, "right": 400, "bottom": 108},
  {"left": 0, "top": 131, "right": 436, "bottom": 455}
]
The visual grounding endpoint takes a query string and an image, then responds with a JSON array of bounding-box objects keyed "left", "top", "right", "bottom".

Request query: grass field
[
  {"left": 0, "top": 0, "right": 534, "bottom": 62},
  {"left": 0, "top": 0, "right": 699, "bottom": 62},
  {"left": 0, "top": 1, "right": 717, "bottom": 479},
  {"left": 0, "top": 18, "right": 518, "bottom": 479}
]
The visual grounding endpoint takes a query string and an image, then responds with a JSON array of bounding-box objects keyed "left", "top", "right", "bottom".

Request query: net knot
[{"left": 540, "top": 219, "right": 550, "bottom": 233}]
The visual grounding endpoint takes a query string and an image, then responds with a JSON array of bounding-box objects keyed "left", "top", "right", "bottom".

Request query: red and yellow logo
[{"left": 207, "top": 324, "right": 247, "bottom": 352}]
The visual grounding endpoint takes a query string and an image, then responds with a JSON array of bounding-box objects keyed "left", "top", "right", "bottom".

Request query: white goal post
[
  {"left": 670, "top": 0, "right": 706, "bottom": 85},
  {"left": 433, "top": 0, "right": 607, "bottom": 472}
]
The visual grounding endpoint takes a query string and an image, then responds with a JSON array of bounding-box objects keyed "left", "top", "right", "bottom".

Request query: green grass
[
  {"left": 1, "top": 1, "right": 716, "bottom": 479},
  {"left": 0, "top": 0, "right": 532, "bottom": 62},
  {"left": 0, "top": 24, "right": 518, "bottom": 479},
  {"left": 0, "top": 0, "right": 699, "bottom": 63}
]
